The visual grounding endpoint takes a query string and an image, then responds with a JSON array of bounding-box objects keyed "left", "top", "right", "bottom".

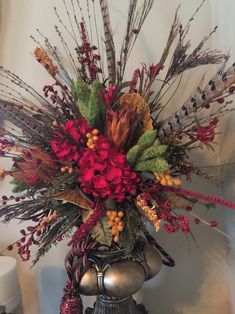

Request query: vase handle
[{"left": 144, "top": 231, "right": 175, "bottom": 267}]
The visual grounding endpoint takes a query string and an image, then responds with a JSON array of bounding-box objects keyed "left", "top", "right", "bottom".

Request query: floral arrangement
[{"left": 1, "top": 0, "right": 235, "bottom": 311}]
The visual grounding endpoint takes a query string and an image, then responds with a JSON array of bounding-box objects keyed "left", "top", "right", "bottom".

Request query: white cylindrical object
[{"left": 0, "top": 256, "right": 23, "bottom": 313}]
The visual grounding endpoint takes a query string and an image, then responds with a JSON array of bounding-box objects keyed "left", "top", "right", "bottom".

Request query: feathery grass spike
[
  {"left": 99, "top": 0, "right": 116, "bottom": 84},
  {"left": 159, "top": 63, "right": 235, "bottom": 137},
  {"left": 0, "top": 100, "right": 47, "bottom": 140}
]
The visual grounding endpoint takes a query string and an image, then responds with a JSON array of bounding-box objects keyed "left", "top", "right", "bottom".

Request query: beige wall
[{"left": 0, "top": 1, "right": 233, "bottom": 313}]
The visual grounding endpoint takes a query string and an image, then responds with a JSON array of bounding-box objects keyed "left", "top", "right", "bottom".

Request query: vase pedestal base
[{"left": 85, "top": 295, "right": 149, "bottom": 314}]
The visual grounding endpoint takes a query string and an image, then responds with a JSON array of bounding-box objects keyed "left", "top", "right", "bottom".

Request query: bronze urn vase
[{"left": 64, "top": 235, "right": 174, "bottom": 313}]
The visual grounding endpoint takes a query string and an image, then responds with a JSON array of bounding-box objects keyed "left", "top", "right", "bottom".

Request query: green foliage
[
  {"left": 72, "top": 78, "right": 106, "bottom": 131},
  {"left": 72, "top": 78, "right": 90, "bottom": 118},
  {"left": 91, "top": 216, "right": 113, "bottom": 246},
  {"left": 88, "top": 80, "right": 106, "bottom": 130},
  {"left": 82, "top": 209, "right": 112, "bottom": 246},
  {"left": 135, "top": 157, "right": 169, "bottom": 173},
  {"left": 127, "top": 145, "right": 140, "bottom": 165},
  {"left": 11, "top": 178, "right": 29, "bottom": 193},
  {"left": 137, "top": 130, "right": 157, "bottom": 150},
  {"left": 119, "top": 204, "right": 144, "bottom": 247},
  {"left": 105, "top": 198, "right": 116, "bottom": 210},
  {"left": 127, "top": 130, "right": 157, "bottom": 166},
  {"left": 127, "top": 130, "right": 169, "bottom": 173},
  {"left": 139, "top": 145, "right": 168, "bottom": 161}
]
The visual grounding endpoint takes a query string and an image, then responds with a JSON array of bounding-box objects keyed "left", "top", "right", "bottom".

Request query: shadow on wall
[
  {"left": 37, "top": 266, "right": 66, "bottom": 314},
  {"left": 140, "top": 242, "right": 231, "bottom": 314}
]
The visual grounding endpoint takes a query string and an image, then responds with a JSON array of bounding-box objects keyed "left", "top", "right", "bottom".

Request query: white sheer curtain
[{"left": 0, "top": 1, "right": 234, "bottom": 313}]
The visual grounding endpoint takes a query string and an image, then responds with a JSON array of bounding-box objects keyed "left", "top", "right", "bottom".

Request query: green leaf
[
  {"left": 127, "top": 145, "right": 140, "bottom": 165},
  {"left": 138, "top": 145, "right": 168, "bottom": 161},
  {"left": 11, "top": 178, "right": 29, "bottom": 193},
  {"left": 105, "top": 198, "right": 116, "bottom": 210},
  {"left": 83, "top": 209, "right": 112, "bottom": 246},
  {"left": 91, "top": 217, "right": 113, "bottom": 246},
  {"left": 204, "top": 203, "right": 216, "bottom": 209},
  {"left": 137, "top": 130, "right": 157, "bottom": 150},
  {"left": 87, "top": 80, "right": 106, "bottom": 130},
  {"left": 135, "top": 157, "right": 169, "bottom": 173},
  {"left": 72, "top": 78, "right": 90, "bottom": 119}
]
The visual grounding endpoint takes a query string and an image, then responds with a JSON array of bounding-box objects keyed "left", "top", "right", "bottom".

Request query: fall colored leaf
[
  {"left": 163, "top": 191, "right": 193, "bottom": 209},
  {"left": 52, "top": 189, "right": 93, "bottom": 210},
  {"left": 82, "top": 209, "right": 112, "bottom": 246}
]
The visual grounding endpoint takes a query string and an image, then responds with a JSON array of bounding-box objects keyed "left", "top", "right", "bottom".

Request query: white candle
[{"left": 0, "top": 256, "right": 22, "bottom": 313}]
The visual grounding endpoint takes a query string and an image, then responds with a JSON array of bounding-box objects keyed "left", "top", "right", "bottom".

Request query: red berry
[
  {"left": 229, "top": 86, "right": 235, "bottom": 93},
  {"left": 217, "top": 98, "right": 224, "bottom": 104},
  {"left": 194, "top": 218, "right": 200, "bottom": 224},
  {"left": 7, "top": 245, "right": 13, "bottom": 251},
  {"left": 210, "top": 220, "right": 218, "bottom": 228}
]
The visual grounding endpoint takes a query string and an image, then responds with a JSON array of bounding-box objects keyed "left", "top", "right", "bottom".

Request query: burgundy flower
[
  {"left": 50, "top": 140, "right": 79, "bottom": 162},
  {"left": 50, "top": 119, "right": 91, "bottom": 162},
  {"left": 188, "top": 118, "right": 219, "bottom": 145},
  {"left": 77, "top": 135, "right": 140, "bottom": 202}
]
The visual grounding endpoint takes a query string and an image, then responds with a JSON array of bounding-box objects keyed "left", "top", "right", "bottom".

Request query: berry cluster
[
  {"left": 106, "top": 210, "right": 125, "bottom": 242},
  {"left": 86, "top": 129, "right": 99, "bottom": 150},
  {"left": 156, "top": 172, "right": 181, "bottom": 186}
]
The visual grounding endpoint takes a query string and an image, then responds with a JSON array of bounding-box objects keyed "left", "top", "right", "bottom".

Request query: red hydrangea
[
  {"left": 50, "top": 119, "right": 90, "bottom": 161},
  {"left": 77, "top": 135, "right": 140, "bottom": 202}
]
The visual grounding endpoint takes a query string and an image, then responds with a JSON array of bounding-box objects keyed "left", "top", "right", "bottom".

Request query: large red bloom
[
  {"left": 77, "top": 135, "right": 140, "bottom": 202},
  {"left": 50, "top": 119, "right": 90, "bottom": 162}
]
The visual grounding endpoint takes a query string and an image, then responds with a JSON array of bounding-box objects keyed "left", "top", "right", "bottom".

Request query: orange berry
[
  {"left": 111, "top": 226, "right": 117, "bottom": 235},
  {"left": 87, "top": 139, "right": 93, "bottom": 145},
  {"left": 118, "top": 221, "right": 124, "bottom": 227},
  {"left": 160, "top": 178, "right": 167, "bottom": 186},
  {"left": 61, "top": 167, "right": 66, "bottom": 173},
  {"left": 92, "top": 129, "right": 99, "bottom": 135},
  {"left": 108, "top": 220, "right": 114, "bottom": 227},
  {"left": 167, "top": 180, "right": 173, "bottom": 186},
  {"left": 113, "top": 234, "right": 119, "bottom": 242},
  {"left": 165, "top": 174, "right": 171, "bottom": 180},
  {"left": 52, "top": 120, "right": 58, "bottom": 127},
  {"left": 92, "top": 136, "right": 98, "bottom": 142},
  {"left": 156, "top": 175, "right": 161, "bottom": 181},
  {"left": 68, "top": 168, "right": 73, "bottom": 174},
  {"left": 106, "top": 210, "right": 112, "bottom": 217},
  {"left": 86, "top": 133, "right": 92, "bottom": 138},
  {"left": 89, "top": 144, "right": 95, "bottom": 150},
  {"left": 111, "top": 211, "right": 117, "bottom": 218},
  {"left": 115, "top": 216, "right": 121, "bottom": 222},
  {"left": 174, "top": 178, "right": 181, "bottom": 186},
  {"left": 117, "top": 225, "right": 123, "bottom": 231},
  {"left": 118, "top": 211, "right": 124, "bottom": 218}
]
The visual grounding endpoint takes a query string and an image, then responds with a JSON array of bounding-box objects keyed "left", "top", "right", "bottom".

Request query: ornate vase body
[{"left": 66, "top": 241, "right": 162, "bottom": 313}]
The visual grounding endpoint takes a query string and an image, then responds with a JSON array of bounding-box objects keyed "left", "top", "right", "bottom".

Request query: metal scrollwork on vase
[{"left": 63, "top": 234, "right": 175, "bottom": 314}]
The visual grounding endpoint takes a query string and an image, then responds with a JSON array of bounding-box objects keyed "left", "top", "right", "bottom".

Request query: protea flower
[
  {"left": 105, "top": 107, "right": 140, "bottom": 152},
  {"left": 105, "top": 93, "right": 153, "bottom": 152},
  {"left": 11, "top": 146, "right": 56, "bottom": 185}
]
